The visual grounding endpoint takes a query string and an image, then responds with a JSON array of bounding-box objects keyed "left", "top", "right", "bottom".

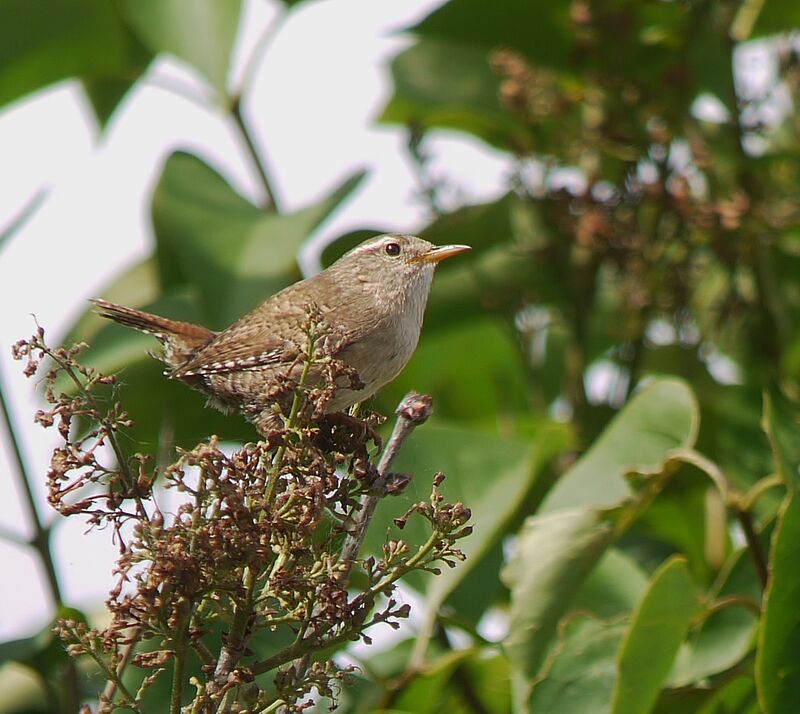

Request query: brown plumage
[{"left": 93, "top": 234, "right": 470, "bottom": 435}]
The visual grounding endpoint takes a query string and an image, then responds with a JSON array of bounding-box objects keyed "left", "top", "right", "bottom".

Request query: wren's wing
[{"left": 169, "top": 284, "right": 315, "bottom": 378}]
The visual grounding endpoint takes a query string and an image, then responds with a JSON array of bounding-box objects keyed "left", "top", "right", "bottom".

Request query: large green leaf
[
  {"left": 118, "top": 0, "right": 241, "bottom": 93},
  {"left": 410, "top": 0, "right": 573, "bottom": 68},
  {"left": 542, "top": 379, "right": 699, "bottom": 513},
  {"left": 502, "top": 508, "right": 617, "bottom": 682},
  {"left": 152, "top": 151, "right": 365, "bottom": 328},
  {"left": 611, "top": 557, "right": 698, "bottom": 714},
  {"left": 527, "top": 615, "right": 627, "bottom": 714},
  {"left": 379, "top": 38, "right": 529, "bottom": 151},
  {"left": 756, "top": 491, "right": 800, "bottom": 713},
  {"left": 366, "top": 419, "right": 569, "bottom": 610},
  {"left": 569, "top": 547, "right": 649, "bottom": 619},
  {"left": 0, "top": 0, "right": 131, "bottom": 110}
]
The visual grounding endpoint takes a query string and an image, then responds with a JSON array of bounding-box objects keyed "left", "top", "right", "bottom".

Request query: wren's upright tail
[{"left": 91, "top": 299, "right": 217, "bottom": 370}]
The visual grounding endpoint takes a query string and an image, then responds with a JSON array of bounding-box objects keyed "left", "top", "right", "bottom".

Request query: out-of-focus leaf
[
  {"left": 152, "top": 151, "right": 365, "bottom": 328},
  {"left": 375, "top": 316, "right": 531, "bottom": 424},
  {"left": 81, "top": 20, "right": 152, "bottom": 127},
  {"left": 366, "top": 419, "right": 569, "bottom": 604},
  {"left": 0, "top": 0, "right": 131, "bottom": 110},
  {"left": 502, "top": 508, "right": 617, "bottom": 681},
  {"left": 118, "top": 0, "right": 241, "bottom": 93},
  {"left": 611, "top": 557, "right": 697, "bottom": 714},
  {"left": 569, "top": 547, "right": 649, "bottom": 619},
  {"left": 379, "top": 38, "right": 529, "bottom": 151},
  {"left": 762, "top": 385, "right": 800, "bottom": 485},
  {"left": 634, "top": 465, "right": 721, "bottom": 583},
  {"left": 744, "top": 3, "right": 800, "bottom": 39},
  {"left": 0, "top": 662, "right": 47, "bottom": 713},
  {"left": 411, "top": 0, "right": 573, "bottom": 68},
  {"left": 542, "top": 378, "right": 699, "bottom": 513},
  {"left": 0, "top": 188, "right": 47, "bottom": 253},
  {"left": 756, "top": 491, "right": 800, "bottom": 713},
  {"left": 527, "top": 615, "right": 627, "bottom": 714}
]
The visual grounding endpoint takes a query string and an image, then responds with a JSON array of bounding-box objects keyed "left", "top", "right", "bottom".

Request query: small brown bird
[{"left": 93, "top": 234, "right": 470, "bottom": 435}]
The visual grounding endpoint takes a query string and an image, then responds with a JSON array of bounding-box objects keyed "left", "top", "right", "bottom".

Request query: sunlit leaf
[
  {"left": 542, "top": 378, "right": 699, "bottom": 513},
  {"left": 118, "top": 0, "right": 241, "bottom": 93}
]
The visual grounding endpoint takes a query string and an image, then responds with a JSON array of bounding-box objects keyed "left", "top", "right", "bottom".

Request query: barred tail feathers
[{"left": 91, "top": 298, "right": 216, "bottom": 368}]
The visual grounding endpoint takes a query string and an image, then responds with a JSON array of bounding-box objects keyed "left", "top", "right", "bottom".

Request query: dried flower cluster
[{"left": 13, "top": 323, "right": 472, "bottom": 713}]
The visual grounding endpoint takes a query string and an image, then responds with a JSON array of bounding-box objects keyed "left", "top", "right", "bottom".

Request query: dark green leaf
[
  {"left": 0, "top": 0, "right": 132, "bottom": 110},
  {"left": 379, "top": 38, "right": 528, "bottom": 151}
]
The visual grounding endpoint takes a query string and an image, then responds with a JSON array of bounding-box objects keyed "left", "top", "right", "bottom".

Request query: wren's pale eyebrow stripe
[{"left": 92, "top": 235, "right": 470, "bottom": 436}]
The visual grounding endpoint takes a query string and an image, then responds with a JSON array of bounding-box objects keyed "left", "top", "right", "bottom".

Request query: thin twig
[
  {"left": 230, "top": 95, "right": 280, "bottom": 212},
  {"left": 0, "top": 377, "right": 63, "bottom": 605},
  {"left": 337, "top": 392, "right": 434, "bottom": 586}
]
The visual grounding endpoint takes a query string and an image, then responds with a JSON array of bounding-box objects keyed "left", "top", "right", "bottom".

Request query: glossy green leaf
[
  {"left": 118, "top": 0, "right": 241, "bottom": 92},
  {"left": 502, "top": 508, "right": 617, "bottom": 680},
  {"left": 611, "top": 557, "right": 698, "bottom": 714},
  {"left": 762, "top": 385, "right": 800, "bottom": 484},
  {"left": 542, "top": 378, "right": 699, "bottom": 513},
  {"left": 0, "top": 0, "right": 130, "bottom": 109},
  {"left": 527, "top": 615, "right": 627, "bottom": 714},
  {"left": 756, "top": 491, "right": 800, "bottom": 713},
  {"left": 152, "top": 151, "right": 365, "bottom": 328}
]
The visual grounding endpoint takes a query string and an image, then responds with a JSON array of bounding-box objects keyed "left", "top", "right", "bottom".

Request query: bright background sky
[{"left": 0, "top": 0, "right": 514, "bottom": 644}]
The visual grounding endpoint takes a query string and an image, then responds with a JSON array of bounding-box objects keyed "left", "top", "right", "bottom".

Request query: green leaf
[
  {"left": 367, "top": 419, "right": 569, "bottom": 606},
  {"left": 152, "top": 151, "right": 365, "bottom": 328},
  {"left": 611, "top": 556, "right": 698, "bottom": 714},
  {"left": 570, "top": 547, "right": 649, "bottom": 619},
  {"left": 527, "top": 615, "right": 627, "bottom": 714},
  {"left": 374, "top": 316, "right": 532, "bottom": 425},
  {"left": 762, "top": 385, "right": 800, "bottom": 485},
  {"left": 0, "top": 0, "right": 131, "bottom": 110},
  {"left": 118, "top": 0, "right": 241, "bottom": 93},
  {"left": 502, "top": 507, "right": 617, "bottom": 680},
  {"left": 542, "top": 378, "right": 699, "bottom": 513},
  {"left": 411, "top": 0, "right": 573, "bottom": 68},
  {"left": 756, "top": 491, "right": 800, "bottom": 713},
  {"left": 380, "top": 37, "right": 529, "bottom": 151}
]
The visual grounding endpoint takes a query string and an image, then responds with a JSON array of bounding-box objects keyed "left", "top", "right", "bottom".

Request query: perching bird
[{"left": 93, "top": 234, "right": 470, "bottom": 435}]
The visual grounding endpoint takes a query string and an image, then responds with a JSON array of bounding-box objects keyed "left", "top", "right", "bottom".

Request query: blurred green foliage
[{"left": 2, "top": 0, "right": 800, "bottom": 711}]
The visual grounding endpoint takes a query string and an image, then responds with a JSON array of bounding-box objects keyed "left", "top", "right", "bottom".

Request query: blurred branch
[
  {"left": 0, "top": 189, "right": 48, "bottom": 253},
  {"left": 230, "top": 94, "right": 281, "bottom": 212},
  {"left": 0, "top": 374, "right": 80, "bottom": 712},
  {"left": 226, "top": 8, "right": 288, "bottom": 213},
  {"left": 0, "top": 377, "right": 62, "bottom": 605}
]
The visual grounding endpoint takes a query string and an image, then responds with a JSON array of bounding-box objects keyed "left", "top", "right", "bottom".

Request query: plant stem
[
  {"left": 0, "top": 378, "right": 62, "bottom": 605},
  {"left": 231, "top": 95, "right": 280, "bottom": 212},
  {"left": 0, "top": 376, "right": 81, "bottom": 713},
  {"left": 337, "top": 392, "right": 433, "bottom": 586}
]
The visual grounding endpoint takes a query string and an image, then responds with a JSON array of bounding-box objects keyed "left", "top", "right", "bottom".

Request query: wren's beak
[{"left": 413, "top": 244, "right": 472, "bottom": 265}]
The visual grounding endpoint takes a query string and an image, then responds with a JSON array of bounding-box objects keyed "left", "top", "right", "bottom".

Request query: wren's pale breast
[{"left": 93, "top": 234, "right": 470, "bottom": 436}]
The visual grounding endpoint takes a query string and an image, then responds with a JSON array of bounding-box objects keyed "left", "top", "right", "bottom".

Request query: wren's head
[{"left": 330, "top": 234, "right": 470, "bottom": 311}]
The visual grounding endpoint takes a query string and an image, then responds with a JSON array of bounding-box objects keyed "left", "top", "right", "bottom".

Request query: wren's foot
[{"left": 315, "top": 411, "right": 383, "bottom": 451}]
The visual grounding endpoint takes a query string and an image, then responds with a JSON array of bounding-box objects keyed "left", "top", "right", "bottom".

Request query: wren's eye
[{"left": 384, "top": 241, "right": 401, "bottom": 257}]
